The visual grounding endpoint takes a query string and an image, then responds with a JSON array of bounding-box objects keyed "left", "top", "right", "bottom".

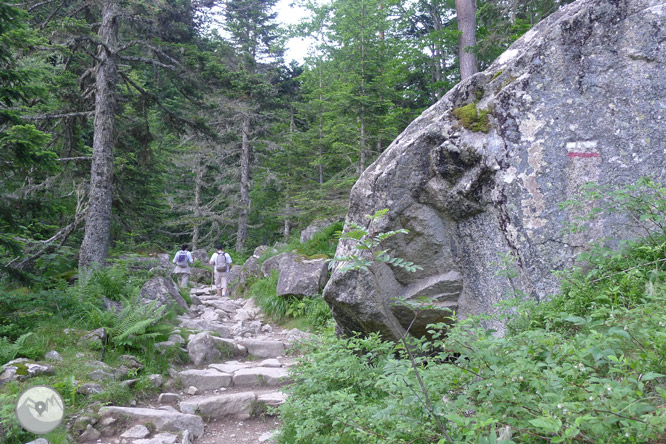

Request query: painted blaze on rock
[{"left": 323, "top": 0, "right": 666, "bottom": 340}]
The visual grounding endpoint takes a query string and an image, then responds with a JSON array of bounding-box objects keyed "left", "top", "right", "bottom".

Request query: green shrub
[
  {"left": 297, "top": 221, "right": 344, "bottom": 258},
  {"left": 76, "top": 265, "right": 138, "bottom": 302},
  {"left": 249, "top": 271, "right": 290, "bottom": 322},
  {"left": 280, "top": 282, "right": 666, "bottom": 443},
  {"left": 249, "top": 271, "right": 331, "bottom": 330},
  {"left": 279, "top": 181, "right": 666, "bottom": 444},
  {"left": 0, "top": 287, "right": 77, "bottom": 339}
]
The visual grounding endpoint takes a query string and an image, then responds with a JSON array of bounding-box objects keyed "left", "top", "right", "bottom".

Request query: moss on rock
[{"left": 452, "top": 102, "right": 490, "bottom": 133}]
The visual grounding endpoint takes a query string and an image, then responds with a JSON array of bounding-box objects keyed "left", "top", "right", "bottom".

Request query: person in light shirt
[{"left": 209, "top": 245, "right": 232, "bottom": 298}]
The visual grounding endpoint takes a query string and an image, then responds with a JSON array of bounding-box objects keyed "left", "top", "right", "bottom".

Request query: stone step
[
  {"left": 240, "top": 339, "right": 286, "bottom": 358},
  {"left": 179, "top": 369, "right": 232, "bottom": 391},
  {"left": 180, "top": 361, "right": 288, "bottom": 392},
  {"left": 97, "top": 406, "right": 204, "bottom": 439},
  {"left": 232, "top": 367, "right": 288, "bottom": 387},
  {"left": 257, "top": 390, "right": 288, "bottom": 407},
  {"left": 179, "top": 391, "right": 256, "bottom": 419}
]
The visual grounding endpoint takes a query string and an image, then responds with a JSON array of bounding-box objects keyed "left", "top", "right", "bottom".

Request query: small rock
[
  {"left": 84, "top": 327, "right": 107, "bottom": 342},
  {"left": 45, "top": 350, "right": 63, "bottom": 361},
  {"left": 118, "top": 355, "right": 144, "bottom": 369},
  {"left": 77, "top": 383, "right": 104, "bottom": 395},
  {"left": 158, "top": 392, "right": 183, "bottom": 404},
  {"left": 79, "top": 424, "right": 101, "bottom": 441},
  {"left": 120, "top": 424, "right": 150, "bottom": 439},
  {"left": 168, "top": 334, "right": 185, "bottom": 345},
  {"left": 85, "top": 360, "right": 113, "bottom": 371},
  {"left": 186, "top": 386, "right": 199, "bottom": 395},
  {"left": 88, "top": 369, "right": 115, "bottom": 382},
  {"left": 76, "top": 352, "right": 85, "bottom": 359},
  {"left": 148, "top": 374, "right": 164, "bottom": 387},
  {"left": 258, "top": 431, "right": 277, "bottom": 442},
  {"left": 114, "top": 365, "right": 131, "bottom": 379},
  {"left": 120, "top": 378, "right": 139, "bottom": 388},
  {"left": 182, "top": 430, "right": 192, "bottom": 444},
  {"left": 261, "top": 324, "right": 273, "bottom": 334},
  {"left": 249, "top": 320, "right": 263, "bottom": 332},
  {"left": 72, "top": 415, "right": 98, "bottom": 432},
  {"left": 99, "top": 416, "right": 117, "bottom": 428}
]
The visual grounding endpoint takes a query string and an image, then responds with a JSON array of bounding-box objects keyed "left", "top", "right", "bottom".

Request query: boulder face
[
  {"left": 324, "top": 0, "right": 666, "bottom": 340},
  {"left": 276, "top": 258, "right": 328, "bottom": 297},
  {"left": 140, "top": 276, "right": 188, "bottom": 310}
]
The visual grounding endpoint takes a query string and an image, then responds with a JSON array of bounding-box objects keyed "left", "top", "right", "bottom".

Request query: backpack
[
  {"left": 175, "top": 251, "right": 188, "bottom": 267},
  {"left": 215, "top": 252, "right": 230, "bottom": 273}
]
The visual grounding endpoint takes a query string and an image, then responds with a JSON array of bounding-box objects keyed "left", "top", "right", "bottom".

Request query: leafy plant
[
  {"left": 279, "top": 181, "right": 666, "bottom": 444},
  {"left": 0, "top": 333, "right": 34, "bottom": 365},
  {"left": 328, "top": 209, "right": 423, "bottom": 273}
]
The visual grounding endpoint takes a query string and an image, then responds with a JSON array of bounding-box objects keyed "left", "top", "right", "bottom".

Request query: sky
[{"left": 275, "top": 0, "right": 313, "bottom": 63}]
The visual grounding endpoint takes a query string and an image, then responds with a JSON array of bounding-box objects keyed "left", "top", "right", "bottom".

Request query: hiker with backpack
[
  {"left": 209, "top": 245, "right": 233, "bottom": 298},
  {"left": 172, "top": 244, "right": 194, "bottom": 288}
]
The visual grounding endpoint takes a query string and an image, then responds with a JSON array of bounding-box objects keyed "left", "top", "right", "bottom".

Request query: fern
[
  {"left": 109, "top": 300, "right": 168, "bottom": 349},
  {"left": 0, "top": 333, "right": 34, "bottom": 365}
]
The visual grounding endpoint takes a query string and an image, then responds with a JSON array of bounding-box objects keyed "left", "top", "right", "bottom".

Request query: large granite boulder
[
  {"left": 324, "top": 0, "right": 666, "bottom": 340},
  {"left": 140, "top": 276, "right": 188, "bottom": 309},
  {"left": 260, "top": 252, "right": 296, "bottom": 278},
  {"left": 276, "top": 257, "right": 328, "bottom": 297}
]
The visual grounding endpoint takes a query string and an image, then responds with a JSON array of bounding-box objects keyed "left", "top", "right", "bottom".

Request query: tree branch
[
  {"left": 23, "top": 111, "right": 94, "bottom": 121},
  {"left": 119, "top": 55, "right": 177, "bottom": 71}
]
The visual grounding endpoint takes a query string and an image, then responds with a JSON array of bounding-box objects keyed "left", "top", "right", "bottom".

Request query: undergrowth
[
  {"left": 248, "top": 270, "right": 331, "bottom": 330},
  {"left": 0, "top": 263, "right": 180, "bottom": 443},
  {"left": 279, "top": 179, "right": 666, "bottom": 444}
]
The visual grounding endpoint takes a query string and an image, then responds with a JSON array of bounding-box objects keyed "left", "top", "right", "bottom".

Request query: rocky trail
[{"left": 76, "top": 285, "right": 311, "bottom": 444}]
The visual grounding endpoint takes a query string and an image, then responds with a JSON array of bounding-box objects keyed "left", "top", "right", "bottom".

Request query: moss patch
[
  {"left": 15, "top": 362, "right": 29, "bottom": 376},
  {"left": 452, "top": 102, "right": 490, "bottom": 133},
  {"left": 492, "top": 70, "right": 503, "bottom": 80}
]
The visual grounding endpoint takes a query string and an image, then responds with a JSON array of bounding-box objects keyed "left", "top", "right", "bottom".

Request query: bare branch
[
  {"left": 23, "top": 111, "right": 94, "bottom": 121},
  {"left": 57, "top": 156, "right": 93, "bottom": 161},
  {"left": 27, "top": 0, "right": 57, "bottom": 12},
  {"left": 119, "top": 56, "right": 177, "bottom": 71}
]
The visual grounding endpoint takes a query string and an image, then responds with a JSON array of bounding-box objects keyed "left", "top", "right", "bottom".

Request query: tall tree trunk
[
  {"left": 192, "top": 153, "right": 203, "bottom": 249},
  {"left": 318, "top": 59, "right": 324, "bottom": 185},
  {"left": 456, "top": 0, "right": 478, "bottom": 80},
  {"left": 284, "top": 107, "right": 295, "bottom": 239},
  {"left": 430, "top": 3, "right": 446, "bottom": 99},
  {"left": 236, "top": 113, "right": 251, "bottom": 252},
  {"left": 359, "top": 0, "right": 367, "bottom": 173},
  {"left": 79, "top": 0, "right": 118, "bottom": 270}
]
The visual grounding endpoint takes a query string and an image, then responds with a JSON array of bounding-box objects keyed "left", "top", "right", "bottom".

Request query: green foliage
[
  {"left": 0, "top": 287, "right": 77, "bottom": 339},
  {"left": 77, "top": 265, "right": 139, "bottom": 302},
  {"left": 109, "top": 301, "right": 169, "bottom": 349},
  {"left": 297, "top": 221, "right": 344, "bottom": 258},
  {"left": 280, "top": 181, "right": 666, "bottom": 444},
  {"left": 280, "top": 279, "right": 666, "bottom": 443},
  {"left": 0, "top": 333, "right": 34, "bottom": 365},
  {"left": 329, "top": 209, "right": 423, "bottom": 273},
  {"left": 452, "top": 102, "right": 490, "bottom": 133},
  {"left": 248, "top": 271, "right": 331, "bottom": 330},
  {"left": 0, "top": 385, "right": 31, "bottom": 444}
]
